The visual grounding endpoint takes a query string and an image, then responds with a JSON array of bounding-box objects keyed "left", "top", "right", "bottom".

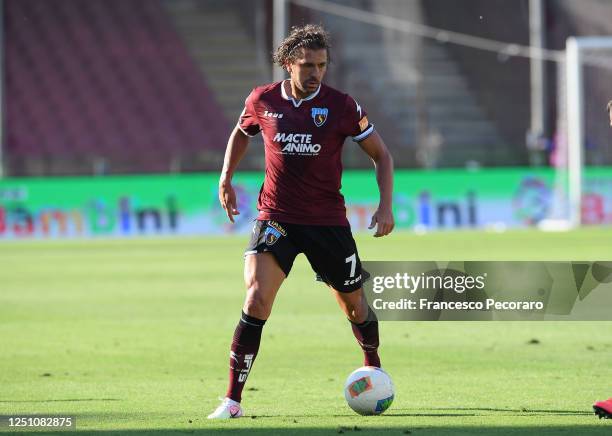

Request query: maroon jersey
[{"left": 238, "top": 81, "right": 374, "bottom": 226}]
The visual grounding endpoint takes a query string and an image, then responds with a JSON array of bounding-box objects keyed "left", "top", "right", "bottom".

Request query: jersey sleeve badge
[{"left": 358, "top": 116, "right": 369, "bottom": 132}]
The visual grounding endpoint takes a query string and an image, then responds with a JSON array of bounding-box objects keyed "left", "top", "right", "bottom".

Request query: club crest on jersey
[{"left": 311, "top": 107, "right": 328, "bottom": 127}]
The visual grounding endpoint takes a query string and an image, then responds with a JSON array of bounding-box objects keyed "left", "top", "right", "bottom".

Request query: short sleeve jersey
[{"left": 237, "top": 81, "right": 374, "bottom": 226}]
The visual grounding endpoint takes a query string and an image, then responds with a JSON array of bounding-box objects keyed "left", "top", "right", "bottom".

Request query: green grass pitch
[{"left": 1, "top": 228, "right": 611, "bottom": 435}]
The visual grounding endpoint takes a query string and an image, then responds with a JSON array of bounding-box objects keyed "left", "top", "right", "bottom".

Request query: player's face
[{"left": 286, "top": 48, "right": 328, "bottom": 97}]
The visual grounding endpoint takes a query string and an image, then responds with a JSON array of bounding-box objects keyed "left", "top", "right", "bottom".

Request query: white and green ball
[{"left": 344, "top": 366, "right": 394, "bottom": 415}]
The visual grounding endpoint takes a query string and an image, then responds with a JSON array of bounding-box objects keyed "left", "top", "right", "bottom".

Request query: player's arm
[
  {"left": 358, "top": 131, "right": 395, "bottom": 237},
  {"left": 219, "top": 126, "right": 250, "bottom": 223}
]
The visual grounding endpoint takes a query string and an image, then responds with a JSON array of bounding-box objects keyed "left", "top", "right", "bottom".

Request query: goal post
[
  {"left": 566, "top": 36, "right": 612, "bottom": 228},
  {"left": 542, "top": 36, "right": 612, "bottom": 230}
]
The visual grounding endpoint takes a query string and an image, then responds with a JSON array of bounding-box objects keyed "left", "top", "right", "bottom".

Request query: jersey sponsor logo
[
  {"left": 281, "top": 143, "right": 322, "bottom": 154},
  {"left": 263, "top": 110, "right": 284, "bottom": 118},
  {"left": 359, "top": 116, "right": 369, "bottom": 132},
  {"left": 273, "top": 132, "right": 322, "bottom": 156},
  {"left": 311, "top": 107, "right": 328, "bottom": 127}
]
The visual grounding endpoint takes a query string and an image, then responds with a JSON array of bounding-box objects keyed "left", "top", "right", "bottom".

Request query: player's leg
[
  {"left": 332, "top": 286, "right": 381, "bottom": 368},
  {"left": 228, "top": 252, "right": 285, "bottom": 398},
  {"left": 300, "top": 225, "right": 381, "bottom": 368},
  {"left": 209, "top": 220, "right": 298, "bottom": 419},
  {"left": 243, "top": 251, "right": 286, "bottom": 318},
  {"left": 209, "top": 253, "right": 285, "bottom": 419},
  {"left": 332, "top": 285, "right": 369, "bottom": 323}
]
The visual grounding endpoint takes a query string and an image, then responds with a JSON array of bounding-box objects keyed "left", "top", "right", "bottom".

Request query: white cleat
[{"left": 207, "top": 397, "right": 243, "bottom": 419}]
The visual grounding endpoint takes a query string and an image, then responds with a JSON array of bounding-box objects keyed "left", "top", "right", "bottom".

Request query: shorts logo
[
  {"left": 267, "top": 220, "right": 287, "bottom": 236},
  {"left": 264, "top": 226, "right": 282, "bottom": 246},
  {"left": 311, "top": 107, "right": 328, "bottom": 127},
  {"left": 344, "top": 274, "right": 362, "bottom": 287}
]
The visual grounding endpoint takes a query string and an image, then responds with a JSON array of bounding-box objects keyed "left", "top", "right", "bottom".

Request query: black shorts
[{"left": 245, "top": 220, "right": 364, "bottom": 292}]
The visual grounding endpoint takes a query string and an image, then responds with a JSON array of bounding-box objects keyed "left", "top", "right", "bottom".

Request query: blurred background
[{"left": 1, "top": 0, "right": 612, "bottom": 237}]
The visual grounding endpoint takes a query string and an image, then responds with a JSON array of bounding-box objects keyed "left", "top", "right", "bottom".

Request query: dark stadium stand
[
  {"left": 5, "top": 0, "right": 231, "bottom": 176},
  {"left": 422, "top": 0, "right": 531, "bottom": 165}
]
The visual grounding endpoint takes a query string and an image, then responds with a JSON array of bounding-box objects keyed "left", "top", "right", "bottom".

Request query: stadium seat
[{"left": 5, "top": 0, "right": 230, "bottom": 176}]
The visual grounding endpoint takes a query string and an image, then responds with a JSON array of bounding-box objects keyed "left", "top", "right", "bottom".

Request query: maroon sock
[
  {"left": 225, "top": 311, "right": 266, "bottom": 403},
  {"left": 350, "top": 307, "right": 381, "bottom": 367}
]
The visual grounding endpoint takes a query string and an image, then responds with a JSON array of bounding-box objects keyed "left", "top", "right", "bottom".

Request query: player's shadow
[
  {"left": 248, "top": 407, "right": 592, "bottom": 418},
  {"left": 0, "top": 399, "right": 122, "bottom": 403},
  {"left": 289, "top": 407, "right": 594, "bottom": 418},
  {"left": 362, "top": 413, "right": 480, "bottom": 417},
  {"left": 426, "top": 407, "right": 593, "bottom": 416},
  {"left": 253, "top": 413, "right": 478, "bottom": 418},
  {"left": 30, "top": 426, "right": 612, "bottom": 436}
]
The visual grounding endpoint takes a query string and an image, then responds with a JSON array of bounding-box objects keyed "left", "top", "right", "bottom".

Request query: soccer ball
[{"left": 344, "top": 366, "right": 394, "bottom": 415}]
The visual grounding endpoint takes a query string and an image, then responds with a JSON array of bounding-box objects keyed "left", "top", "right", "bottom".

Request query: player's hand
[
  {"left": 368, "top": 206, "right": 394, "bottom": 237},
  {"left": 219, "top": 180, "right": 240, "bottom": 223}
]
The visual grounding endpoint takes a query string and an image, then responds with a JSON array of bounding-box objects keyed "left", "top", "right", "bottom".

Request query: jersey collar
[{"left": 281, "top": 80, "right": 321, "bottom": 108}]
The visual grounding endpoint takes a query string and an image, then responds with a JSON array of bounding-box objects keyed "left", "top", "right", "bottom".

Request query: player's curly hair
[{"left": 273, "top": 24, "right": 331, "bottom": 67}]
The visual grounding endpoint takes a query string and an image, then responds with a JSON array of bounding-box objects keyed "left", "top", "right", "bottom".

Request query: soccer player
[
  {"left": 208, "top": 24, "right": 394, "bottom": 419},
  {"left": 592, "top": 100, "right": 612, "bottom": 420}
]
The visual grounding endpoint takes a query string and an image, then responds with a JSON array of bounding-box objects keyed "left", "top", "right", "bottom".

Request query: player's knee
[
  {"left": 345, "top": 298, "right": 369, "bottom": 323},
  {"left": 243, "top": 285, "right": 272, "bottom": 319},
  {"left": 348, "top": 307, "right": 368, "bottom": 324}
]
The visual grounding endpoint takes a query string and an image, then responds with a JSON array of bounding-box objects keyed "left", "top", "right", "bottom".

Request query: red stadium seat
[{"left": 5, "top": 0, "right": 231, "bottom": 175}]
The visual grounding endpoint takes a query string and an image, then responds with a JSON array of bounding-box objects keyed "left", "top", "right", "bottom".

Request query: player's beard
[{"left": 304, "top": 79, "right": 319, "bottom": 94}]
